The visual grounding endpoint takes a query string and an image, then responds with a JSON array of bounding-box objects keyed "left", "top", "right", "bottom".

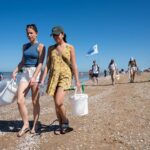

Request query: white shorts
[
  {"left": 20, "top": 67, "right": 41, "bottom": 83},
  {"left": 130, "top": 67, "right": 137, "bottom": 74}
]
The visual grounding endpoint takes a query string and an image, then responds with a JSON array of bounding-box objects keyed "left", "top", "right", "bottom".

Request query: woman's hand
[
  {"left": 40, "top": 80, "right": 45, "bottom": 86},
  {"left": 76, "top": 81, "right": 81, "bottom": 88},
  {"left": 29, "top": 76, "right": 36, "bottom": 86},
  {"left": 12, "top": 72, "right": 17, "bottom": 80}
]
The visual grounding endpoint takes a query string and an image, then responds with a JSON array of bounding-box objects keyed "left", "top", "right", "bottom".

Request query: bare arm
[
  {"left": 40, "top": 46, "right": 51, "bottom": 84},
  {"left": 30, "top": 43, "right": 45, "bottom": 84},
  {"left": 70, "top": 46, "right": 80, "bottom": 87},
  {"left": 128, "top": 61, "right": 131, "bottom": 67},
  {"left": 135, "top": 60, "right": 137, "bottom": 67},
  {"left": 33, "top": 44, "right": 45, "bottom": 78},
  {"left": 12, "top": 45, "right": 25, "bottom": 80}
]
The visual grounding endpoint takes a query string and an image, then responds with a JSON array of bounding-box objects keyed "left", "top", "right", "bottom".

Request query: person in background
[
  {"left": 0, "top": 73, "right": 4, "bottom": 81},
  {"left": 40, "top": 26, "right": 80, "bottom": 134},
  {"left": 108, "top": 59, "right": 117, "bottom": 85},
  {"left": 12, "top": 24, "right": 45, "bottom": 137},
  {"left": 104, "top": 69, "right": 107, "bottom": 77},
  {"left": 91, "top": 60, "right": 99, "bottom": 85},
  {"left": 120, "top": 69, "right": 125, "bottom": 74},
  {"left": 88, "top": 69, "right": 93, "bottom": 80},
  {"left": 128, "top": 57, "right": 137, "bottom": 83}
]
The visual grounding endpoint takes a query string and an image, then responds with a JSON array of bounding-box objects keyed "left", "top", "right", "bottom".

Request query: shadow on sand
[
  {"left": 0, "top": 119, "right": 73, "bottom": 135},
  {"left": 38, "top": 119, "right": 73, "bottom": 135},
  {"left": 0, "top": 120, "right": 40, "bottom": 132}
]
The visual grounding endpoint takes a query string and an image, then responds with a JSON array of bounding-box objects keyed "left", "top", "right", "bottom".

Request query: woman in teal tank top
[{"left": 12, "top": 24, "right": 45, "bottom": 137}]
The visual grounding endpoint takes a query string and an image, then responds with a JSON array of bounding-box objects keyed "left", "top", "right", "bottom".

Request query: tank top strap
[{"left": 66, "top": 44, "right": 72, "bottom": 52}]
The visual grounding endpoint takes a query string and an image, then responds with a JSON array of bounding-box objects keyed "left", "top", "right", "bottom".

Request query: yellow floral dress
[{"left": 46, "top": 44, "right": 72, "bottom": 96}]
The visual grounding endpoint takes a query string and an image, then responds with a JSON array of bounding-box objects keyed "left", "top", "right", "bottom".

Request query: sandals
[
  {"left": 30, "top": 130, "right": 36, "bottom": 134},
  {"left": 61, "top": 122, "right": 70, "bottom": 134},
  {"left": 54, "top": 125, "right": 61, "bottom": 135},
  {"left": 17, "top": 127, "right": 30, "bottom": 137},
  {"left": 30, "top": 125, "right": 39, "bottom": 135}
]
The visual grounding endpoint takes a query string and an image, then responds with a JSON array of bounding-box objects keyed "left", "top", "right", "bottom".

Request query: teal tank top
[{"left": 23, "top": 42, "right": 39, "bottom": 67}]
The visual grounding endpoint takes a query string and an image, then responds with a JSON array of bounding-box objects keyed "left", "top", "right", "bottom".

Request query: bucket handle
[
  {"left": 74, "top": 87, "right": 82, "bottom": 95},
  {"left": 8, "top": 79, "right": 17, "bottom": 91},
  {"left": 0, "top": 79, "right": 14, "bottom": 96}
]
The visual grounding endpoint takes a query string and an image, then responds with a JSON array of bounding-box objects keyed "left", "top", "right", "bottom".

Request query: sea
[
  {"left": 1, "top": 72, "right": 90, "bottom": 83},
  {"left": 0, "top": 71, "right": 106, "bottom": 99},
  {"left": 0, "top": 72, "right": 91, "bottom": 98}
]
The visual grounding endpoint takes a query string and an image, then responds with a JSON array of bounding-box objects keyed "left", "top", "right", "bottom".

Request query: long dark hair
[
  {"left": 26, "top": 24, "right": 38, "bottom": 33},
  {"left": 63, "top": 33, "right": 67, "bottom": 43},
  {"left": 109, "top": 59, "right": 114, "bottom": 65}
]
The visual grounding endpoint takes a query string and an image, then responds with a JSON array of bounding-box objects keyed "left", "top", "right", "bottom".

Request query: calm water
[
  {"left": 0, "top": 72, "right": 90, "bottom": 97},
  {"left": 1, "top": 72, "right": 107, "bottom": 98},
  {"left": 1, "top": 72, "right": 89, "bottom": 83}
]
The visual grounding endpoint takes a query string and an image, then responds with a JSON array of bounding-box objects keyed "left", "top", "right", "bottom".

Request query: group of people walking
[
  {"left": 109, "top": 58, "right": 138, "bottom": 84},
  {"left": 89, "top": 57, "right": 138, "bottom": 85},
  {"left": 7, "top": 23, "right": 138, "bottom": 137},
  {"left": 12, "top": 24, "right": 80, "bottom": 136}
]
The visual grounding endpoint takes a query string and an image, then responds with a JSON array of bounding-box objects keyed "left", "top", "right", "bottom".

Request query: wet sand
[{"left": 0, "top": 72, "right": 150, "bottom": 150}]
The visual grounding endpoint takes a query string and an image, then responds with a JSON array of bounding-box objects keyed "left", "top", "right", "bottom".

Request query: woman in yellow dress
[{"left": 41, "top": 26, "right": 80, "bottom": 134}]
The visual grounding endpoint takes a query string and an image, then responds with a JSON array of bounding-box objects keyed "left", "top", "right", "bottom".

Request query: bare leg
[
  {"left": 30, "top": 84, "right": 40, "bottom": 133},
  {"left": 17, "top": 81, "right": 30, "bottom": 136},
  {"left": 53, "top": 94, "right": 62, "bottom": 135},
  {"left": 113, "top": 71, "right": 116, "bottom": 85},
  {"left": 132, "top": 71, "right": 136, "bottom": 82},
  {"left": 111, "top": 74, "right": 114, "bottom": 85},
  {"left": 54, "top": 101, "right": 62, "bottom": 125},
  {"left": 111, "top": 70, "right": 115, "bottom": 85},
  {"left": 96, "top": 77, "right": 98, "bottom": 85},
  {"left": 93, "top": 77, "right": 96, "bottom": 85},
  {"left": 54, "top": 87, "right": 68, "bottom": 124},
  {"left": 130, "top": 69, "right": 133, "bottom": 82}
]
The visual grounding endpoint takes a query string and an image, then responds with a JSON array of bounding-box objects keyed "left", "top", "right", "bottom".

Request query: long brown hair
[{"left": 63, "top": 33, "right": 67, "bottom": 43}]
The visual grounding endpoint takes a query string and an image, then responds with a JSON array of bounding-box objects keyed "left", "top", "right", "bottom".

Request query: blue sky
[{"left": 0, "top": 0, "right": 150, "bottom": 72}]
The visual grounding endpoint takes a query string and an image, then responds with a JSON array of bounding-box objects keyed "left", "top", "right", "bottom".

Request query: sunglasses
[
  {"left": 53, "top": 34, "right": 60, "bottom": 36},
  {"left": 26, "top": 24, "right": 36, "bottom": 28}
]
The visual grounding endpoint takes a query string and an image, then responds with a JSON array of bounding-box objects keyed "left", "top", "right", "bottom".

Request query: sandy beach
[{"left": 0, "top": 72, "right": 150, "bottom": 150}]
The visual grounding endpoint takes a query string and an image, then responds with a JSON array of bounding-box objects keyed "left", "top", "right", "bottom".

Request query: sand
[{"left": 0, "top": 72, "right": 150, "bottom": 150}]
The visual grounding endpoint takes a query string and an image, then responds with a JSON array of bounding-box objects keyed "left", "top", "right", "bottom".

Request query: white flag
[{"left": 86, "top": 44, "right": 99, "bottom": 56}]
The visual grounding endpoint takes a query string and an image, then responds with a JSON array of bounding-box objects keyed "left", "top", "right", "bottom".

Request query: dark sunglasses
[
  {"left": 53, "top": 34, "right": 60, "bottom": 36},
  {"left": 26, "top": 24, "right": 36, "bottom": 28},
  {"left": 50, "top": 32, "right": 61, "bottom": 36}
]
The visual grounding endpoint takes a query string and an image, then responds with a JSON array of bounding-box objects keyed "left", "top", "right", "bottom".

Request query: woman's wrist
[
  {"left": 76, "top": 80, "right": 80, "bottom": 83},
  {"left": 13, "top": 71, "right": 17, "bottom": 76},
  {"left": 76, "top": 80, "right": 80, "bottom": 86},
  {"left": 40, "top": 78, "right": 45, "bottom": 84}
]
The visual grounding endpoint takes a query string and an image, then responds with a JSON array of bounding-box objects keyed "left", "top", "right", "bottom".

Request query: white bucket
[
  {"left": 0, "top": 79, "right": 18, "bottom": 106},
  {"left": 70, "top": 89, "right": 88, "bottom": 116}
]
